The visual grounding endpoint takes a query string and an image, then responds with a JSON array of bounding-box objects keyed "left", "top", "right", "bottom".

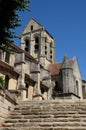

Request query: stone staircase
[{"left": 1, "top": 100, "right": 86, "bottom": 130}]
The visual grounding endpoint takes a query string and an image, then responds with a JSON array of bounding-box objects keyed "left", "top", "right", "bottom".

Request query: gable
[
  {"left": 22, "top": 18, "right": 43, "bottom": 35},
  {"left": 71, "top": 57, "right": 82, "bottom": 79}
]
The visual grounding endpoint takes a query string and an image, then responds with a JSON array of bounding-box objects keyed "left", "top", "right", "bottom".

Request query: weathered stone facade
[
  {"left": 0, "top": 86, "right": 17, "bottom": 125},
  {"left": 0, "top": 18, "right": 86, "bottom": 101}
]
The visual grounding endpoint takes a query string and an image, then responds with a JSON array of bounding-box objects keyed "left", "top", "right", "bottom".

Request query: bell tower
[{"left": 21, "top": 18, "right": 56, "bottom": 67}]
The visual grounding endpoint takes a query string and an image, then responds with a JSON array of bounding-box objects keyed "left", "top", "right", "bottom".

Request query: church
[{"left": 0, "top": 18, "right": 86, "bottom": 101}]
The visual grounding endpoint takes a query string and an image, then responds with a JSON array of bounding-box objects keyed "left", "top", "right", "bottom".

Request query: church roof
[
  {"left": 61, "top": 55, "right": 72, "bottom": 69},
  {"left": 31, "top": 18, "right": 43, "bottom": 27},
  {"left": 49, "top": 62, "right": 62, "bottom": 76},
  {"left": 0, "top": 60, "right": 19, "bottom": 77},
  {"left": 10, "top": 43, "right": 38, "bottom": 63},
  {"left": 49, "top": 59, "right": 73, "bottom": 76},
  {"left": 21, "top": 18, "right": 54, "bottom": 40},
  {"left": 25, "top": 73, "right": 35, "bottom": 84}
]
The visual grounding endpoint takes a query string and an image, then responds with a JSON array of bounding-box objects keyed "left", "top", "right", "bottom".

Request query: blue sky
[{"left": 14, "top": 0, "right": 86, "bottom": 80}]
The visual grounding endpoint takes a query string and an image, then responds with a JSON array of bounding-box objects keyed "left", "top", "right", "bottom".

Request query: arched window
[
  {"left": 5, "top": 75, "right": 9, "bottom": 89},
  {"left": 25, "top": 39, "right": 30, "bottom": 53},
  {"left": 25, "top": 83, "right": 29, "bottom": 98},
  {"left": 34, "top": 37, "right": 39, "bottom": 52}
]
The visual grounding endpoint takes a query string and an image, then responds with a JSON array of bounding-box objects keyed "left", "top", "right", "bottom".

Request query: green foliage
[
  {"left": 0, "top": 0, "right": 30, "bottom": 49},
  {"left": 0, "top": 76, "right": 5, "bottom": 88}
]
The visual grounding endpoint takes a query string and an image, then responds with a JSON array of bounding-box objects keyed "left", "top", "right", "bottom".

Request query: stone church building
[{"left": 0, "top": 18, "right": 86, "bottom": 101}]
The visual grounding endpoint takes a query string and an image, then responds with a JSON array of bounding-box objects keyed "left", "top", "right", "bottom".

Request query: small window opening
[
  {"left": 5, "top": 75, "right": 9, "bottom": 89},
  {"left": 26, "top": 83, "right": 28, "bottom": 98},
  {"left": 25, "top": 40, "right": 29, "bottom": 46},
  {"left": 35, "top": 37, "right": 39, "bottom": 43},
  {"left": 31, "top": 25, "right": 33, "bottom": 31},
  {"left": 76, "top": 80, "right": 79, "bottom": 95},
  {"left": 55, "top": 81, "right": 62, "bottom": 92},
  {"left": 45, "top": 46, "right": 47, "bottom": 49},
  {"left": 53, "top": 81, "right": 62, "bottom": 97},
  {"left": 35, "top": 44, "right": 39, "bottom": 50},
  {"left": 5, "top": 52, "right": 10, "bottom": 63},
  {"left": 45, "top": 51, "right": 47, "bottom": 55},
  {"left": 34, "top": 37, "right": 39, "bottom": 52},
  {"left": 50, "top": 50, "right": 52, "bottom": 53},
  {"left": 50, "top": 55, "right": 52, "bottom": 59},
  {"left": 25, "top": 39, "right": 30, "bottom": 52}
]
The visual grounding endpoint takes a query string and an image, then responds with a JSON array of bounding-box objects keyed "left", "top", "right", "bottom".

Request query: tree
[{"left": 0, "top": 0, "right": 30, "bottom": 50}]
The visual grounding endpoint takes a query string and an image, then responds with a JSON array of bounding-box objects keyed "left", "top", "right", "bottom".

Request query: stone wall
[
  {"left": 82, "top": 80, "right": 86, "bottom": 99},
  {"left": 0, "top": 86, "right": 17, "bottom": 126}
]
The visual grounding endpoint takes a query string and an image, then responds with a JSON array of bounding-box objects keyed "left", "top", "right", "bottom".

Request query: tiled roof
[
  {"left": 25, "top": 73, "right": 35, "bottom": 83},
  {"left": 10, "top": 44, "right": 38, "bottom": 63},
  {"left": 49, "top": 62, "right": 62, "bottom": 76},
  {"left": 0, "top": 60, "right": 19, "bottom": 77},
  {"left": 49, "top": 59, "right": 73, "bottom": 76}
]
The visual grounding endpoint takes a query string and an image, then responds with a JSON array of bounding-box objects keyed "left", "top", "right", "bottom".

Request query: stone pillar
[
  {"left": 32, "top": 64, "right": 43, "bottom": 100},
  {"left": 40, "top": 30, "right": 45, "bottom": 57},
  {"left": 43, "top": 91, "right": 48, "bottom": 100},
  {"left": 28, "top": 85, "right": 33, "bottom": 100},
  {"left": 44, "top": 79, "right": 52, "bottom": 100},
  {"left": 18, "top": 53, "right": 26, "bottom": 101},
  {"left": 47, "top": 42, "right": 49, "bottom": 60},
  {"left": 52, "top": 46, "right": 56, "bottom": 64},
  {"left": 37, "top": 71, "right": 41, "bottom": 94},
  {"left": 48, "top": 86, "right": 52, "bottom": 100}
]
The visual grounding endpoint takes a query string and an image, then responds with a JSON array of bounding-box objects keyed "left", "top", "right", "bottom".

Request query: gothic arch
[
  {"left": 33, "top": 33, "right": 40, "bottom": 38},
  {"left": 24, "top": 37, "right": 30, "bottom": 53},
  {"left": 33, "top": 34, "right": 40, "bottom": 52}
]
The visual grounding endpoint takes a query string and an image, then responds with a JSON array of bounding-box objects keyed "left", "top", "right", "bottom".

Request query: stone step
[
  {"left": 1, "top": 100, "right": 86, "bottom": 130},
  {"left": 8, "top": 114, "right": 86, "bottom": 121},
  {"left": 9, "top": 112, "right": 86, "bottom": 118},
  {"left": 4, "top": 117, "right": 86, "bottom": 123},
  {"left": 17, "top": 104, "right": 86, "bottom": 109},
  {"left": 13, "top": 106, "right": 86, "bottom": 110},
  {"left": 9, "top": 111, "right": 86, "bottom": 116},
  {"left": 2, "top": 121, "right": 86, "bottom": 127},
  {"left": 14, "top": 106, "right": 86, "bottom": 111},
  {"left": 18, "top": 103, "right": 86, "bottom": 108},
  {"left": 1, "top": 127, "right": 86, "bottom": 130}
]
